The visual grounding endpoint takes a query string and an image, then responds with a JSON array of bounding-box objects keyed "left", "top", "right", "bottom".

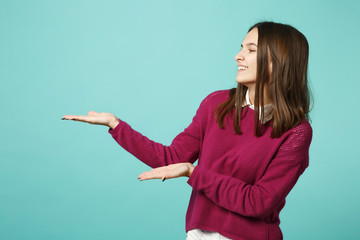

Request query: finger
[
  {"left": 138, "top": 172, "right": 162, "bottom": 180},
  {"left": 138, "top": 175, "right": 162, "bottom": 181},
  {"left": 137, "top": 164, "right": 184, "bottom": 181},
  {"left": 140, "top": 167, "right": 166, "bottom": 175},
  {"left": 62, "top": 115, "right": 92, "bottom": 123},
  {"left": 138, "top": 171, "right": 166, "bottom": 181}
]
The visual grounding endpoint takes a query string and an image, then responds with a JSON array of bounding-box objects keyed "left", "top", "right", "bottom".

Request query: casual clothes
[
  {"left": 186, "top": 229, "right": 231, "bottom": 240},
  {"left": 108, "top": 89, "right": 312, "bottom": 240}
]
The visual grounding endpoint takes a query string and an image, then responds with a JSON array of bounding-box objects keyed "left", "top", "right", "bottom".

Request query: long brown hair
[{"left": 215, "top": 21, "right": 311, "bottom": 138}]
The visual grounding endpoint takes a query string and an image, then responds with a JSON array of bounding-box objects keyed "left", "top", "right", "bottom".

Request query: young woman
[{"left": 62, "top": 21, "right": 312, "bottom": 240}]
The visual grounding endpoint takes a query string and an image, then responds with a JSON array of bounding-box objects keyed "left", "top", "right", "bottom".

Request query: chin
[
  {"left": 236, "top": 78, "right": 253, "bottom": 84},
  {"left": 235, "top": 78, "right": 256, "bottom": 89}
]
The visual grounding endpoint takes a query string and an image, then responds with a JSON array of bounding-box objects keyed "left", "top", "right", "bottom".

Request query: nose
[{"left": 234, "top": 51, "right": 244, "bottom": 61}]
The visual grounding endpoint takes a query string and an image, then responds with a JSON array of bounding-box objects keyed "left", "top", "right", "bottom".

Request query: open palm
[{"left": 62, "top": 111, "right": 119, "bottom": 129}]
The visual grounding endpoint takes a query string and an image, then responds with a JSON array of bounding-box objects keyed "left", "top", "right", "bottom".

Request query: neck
[{"left": 247, "top": 86, "right": 271, "bottom": 106}]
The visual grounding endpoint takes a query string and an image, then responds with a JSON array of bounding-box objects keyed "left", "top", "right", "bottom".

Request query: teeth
[{"left": 238, "top": 66, "right": 248, "bottom": 70}]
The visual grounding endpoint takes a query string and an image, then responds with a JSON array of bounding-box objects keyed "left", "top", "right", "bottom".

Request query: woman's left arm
[{"left": 139, "top": 122, "right": 312, "bottom": 219}]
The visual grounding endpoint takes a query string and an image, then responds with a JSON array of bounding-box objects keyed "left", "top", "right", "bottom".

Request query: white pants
[{"left": 186, "top": 229, "right": 232, "bottom": 240}]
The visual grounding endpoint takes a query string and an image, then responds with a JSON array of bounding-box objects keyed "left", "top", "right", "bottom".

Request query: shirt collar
[{"left": 242, "top": 89, "right": 273, "bottom": 124}]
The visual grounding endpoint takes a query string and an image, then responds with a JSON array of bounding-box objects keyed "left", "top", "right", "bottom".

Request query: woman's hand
[
  {"left": 62, "top": 111, "right": 119, "bottom": 129},
  {"left": 138, "top": 163, "right": 195, "bottom": 182}
]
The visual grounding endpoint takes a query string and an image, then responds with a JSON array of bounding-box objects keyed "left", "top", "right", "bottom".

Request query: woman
[{"left": 62, "top": 21, "right": 312, "bottom": 240}]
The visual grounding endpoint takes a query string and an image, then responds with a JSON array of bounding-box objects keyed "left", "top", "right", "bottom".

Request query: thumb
[{"left": 88, "top": 111, "right": 98, "bottom": 116}]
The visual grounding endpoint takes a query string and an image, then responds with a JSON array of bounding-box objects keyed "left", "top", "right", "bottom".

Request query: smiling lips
[{"left": 238, "top": 66, "right": 248, "bottom": 71}]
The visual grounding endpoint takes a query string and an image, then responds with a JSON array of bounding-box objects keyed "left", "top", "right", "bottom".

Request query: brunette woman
[{"left": 62, "top": 21, "right": 312, "bottom": 240}]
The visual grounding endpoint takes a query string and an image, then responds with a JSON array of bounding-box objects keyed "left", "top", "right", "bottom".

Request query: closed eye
[
  {"left": 240, "top": 44, "right": 256, "bottom": 53},
  {"left": 241, "top": 43, "right": 257, "bottom": 53}
]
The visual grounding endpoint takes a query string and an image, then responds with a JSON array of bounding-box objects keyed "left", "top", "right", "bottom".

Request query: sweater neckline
[{"left": 241, "top": 89, "right": 273, "bottom": 124}]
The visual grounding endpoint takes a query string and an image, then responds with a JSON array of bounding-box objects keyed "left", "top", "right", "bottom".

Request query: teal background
[{"left": 1, "top": 0, "right": 359, "bottom": 239}]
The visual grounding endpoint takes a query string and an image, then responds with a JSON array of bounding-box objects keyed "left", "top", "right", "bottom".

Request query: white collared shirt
[
  {"left": 187, "top": 229, "right": 231, "bottom": 240},
  {"left": 242, "top": 89, "right": 273, "bottom": 124}
]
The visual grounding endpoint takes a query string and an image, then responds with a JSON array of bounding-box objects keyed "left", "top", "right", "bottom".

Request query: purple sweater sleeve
[
  {"left": 108, "top": 99, "right": 207, "bottom": 169},
  {"left": 187, "top": 122, "right": 312, "bottom": 218}
]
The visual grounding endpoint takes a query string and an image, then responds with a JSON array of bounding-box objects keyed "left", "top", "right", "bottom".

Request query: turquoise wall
[{"left": 1, "top": 0, "right": 359, "bottom": 239}]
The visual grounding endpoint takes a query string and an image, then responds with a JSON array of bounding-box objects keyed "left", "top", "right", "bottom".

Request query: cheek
[
  {"left": 250, "top": 55, "right": 257, "bottom": 69},
  {"left": 251, "top": 59, "right": 257, "bottom": 73}
]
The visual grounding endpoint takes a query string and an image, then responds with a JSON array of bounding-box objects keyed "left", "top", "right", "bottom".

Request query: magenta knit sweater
[{"left": 108, "top": 90, "right": 312, "bottom": 240}]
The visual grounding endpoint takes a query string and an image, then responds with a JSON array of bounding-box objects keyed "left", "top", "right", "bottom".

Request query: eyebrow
[{"left": 241, "top": 43, "right": 258, "bottom": 47}]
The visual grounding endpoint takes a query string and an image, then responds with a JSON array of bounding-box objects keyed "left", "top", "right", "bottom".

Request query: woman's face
[{"left": 235, "top": 28, "right": 258, "bottom": 89}]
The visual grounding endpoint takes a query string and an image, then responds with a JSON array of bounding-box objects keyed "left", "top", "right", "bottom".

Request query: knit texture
[{"left": 108, "top": 90, "right": 312, "bottom": 240}]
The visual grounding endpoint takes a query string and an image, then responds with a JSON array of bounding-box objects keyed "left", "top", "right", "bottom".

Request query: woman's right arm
[
  {"left": 108, "top": 114, "right": 201, "bottom": 168},
  {"left": 62, "top": 103, "right": 204, "bottom": 169}
]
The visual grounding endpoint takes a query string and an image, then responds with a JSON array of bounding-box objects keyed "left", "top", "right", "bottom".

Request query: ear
[
  {"left": 268, "top": 60, "right": 273, "bottom": 74},
  {"left": 266, "top": 47, "right": 273, "bottom": 75}
]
